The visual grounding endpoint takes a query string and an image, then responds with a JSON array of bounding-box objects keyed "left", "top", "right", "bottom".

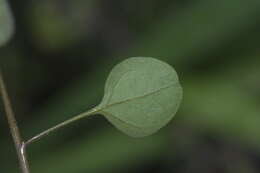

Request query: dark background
[{"left": 1, "top": 0, "right": 260, "bottom": 172}]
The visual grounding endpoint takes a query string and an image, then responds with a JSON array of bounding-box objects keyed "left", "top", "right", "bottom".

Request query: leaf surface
[{"left": 98, "top": 57, "right": 182, "bottom": 137}]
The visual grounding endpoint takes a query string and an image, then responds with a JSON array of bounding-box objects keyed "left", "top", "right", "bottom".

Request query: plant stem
[
  {"left": 25, "top": 108, "right": 98, "bottom": 145},
  {"left": 0, "top": 71, "right": 30, "bottom": 173}
]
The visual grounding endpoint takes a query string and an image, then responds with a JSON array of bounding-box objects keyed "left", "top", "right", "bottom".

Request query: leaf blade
[{"left": 98, "top": 57, "right": 182, "bottom": 137}]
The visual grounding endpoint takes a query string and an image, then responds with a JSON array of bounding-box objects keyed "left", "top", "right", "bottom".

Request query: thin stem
[
  {"left": 25, "top": 108, "right": 98, "bottom": 146},
  {"left": 0, "top": 71, "right": 30, "bottom": 173}
]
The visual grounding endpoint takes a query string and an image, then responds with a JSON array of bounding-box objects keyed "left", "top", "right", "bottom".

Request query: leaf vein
[{"left": 100, "top": 82, "right": 179, "bottom": 111}]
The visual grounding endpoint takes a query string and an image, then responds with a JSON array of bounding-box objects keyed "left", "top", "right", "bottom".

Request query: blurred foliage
[
  {"left": 1, "top": 0, "right": 260, "bottom": 172},
  {"left": 0, "top": 0, "right": 14, "bottom": 46}
]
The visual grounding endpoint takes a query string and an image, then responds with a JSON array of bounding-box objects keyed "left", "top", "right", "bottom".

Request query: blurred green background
[{"left": 1, "top": 0, "right": 260, "bottom": 172}]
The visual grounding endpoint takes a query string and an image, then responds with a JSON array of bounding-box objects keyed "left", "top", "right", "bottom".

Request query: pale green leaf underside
[
  {"left": 97, "top": 57, "right": 182, "bottom": 137},
  {"left": 0, "top": 0, "right": 14, "bottom": 46}
]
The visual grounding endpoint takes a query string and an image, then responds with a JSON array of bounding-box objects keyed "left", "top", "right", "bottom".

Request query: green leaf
[
  {"left": 0, "top": 0, "right": 14, "bottom": 46},
  {"left": 97, "top": 57, "right": 182, "bottom": 137}
]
